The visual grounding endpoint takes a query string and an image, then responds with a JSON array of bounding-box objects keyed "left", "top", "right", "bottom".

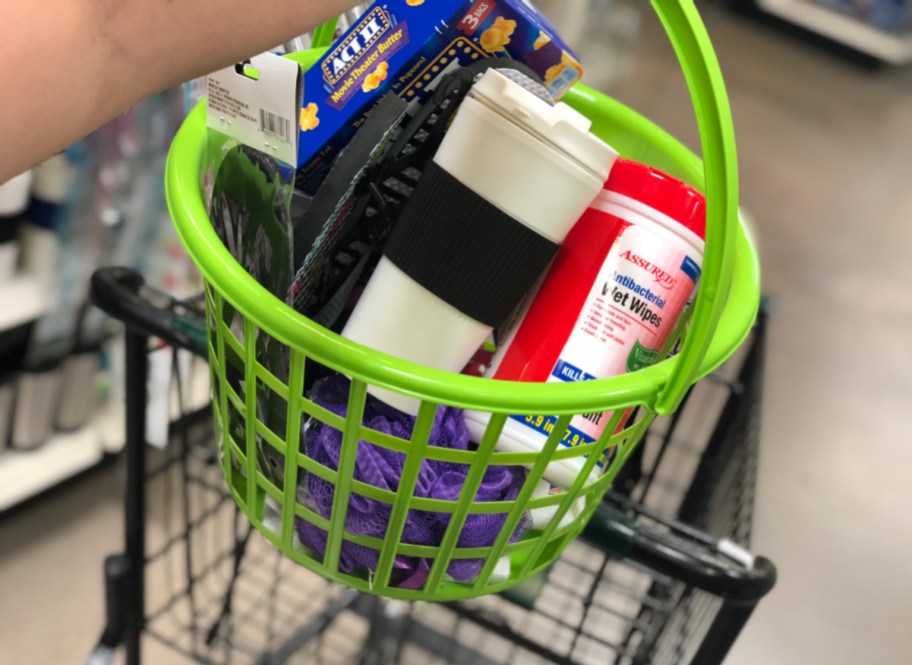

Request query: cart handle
[
  {"left": 583, "top": 502, "right": 776, "bottom": 602},
  {"left": 90, "top": 267, "right": 209, "bottom": 356}
]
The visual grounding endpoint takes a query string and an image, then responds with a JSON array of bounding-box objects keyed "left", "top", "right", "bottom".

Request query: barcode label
[
  {"left": 207, "top": 53, "right": 300, "bottom": 165},
  {"left": 259, "top": 109, "right": 293, "bottom": 144}
]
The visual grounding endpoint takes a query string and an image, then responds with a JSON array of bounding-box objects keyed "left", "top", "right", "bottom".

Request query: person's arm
[{"left": 0, "top": 0, "right": 359, "bottom": 181}]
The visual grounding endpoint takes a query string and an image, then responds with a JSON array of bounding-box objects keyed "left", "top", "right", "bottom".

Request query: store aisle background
[
  {"left": 593, "top": 4, "right": 912, "bottom": 663},
  {"left": 1, "top": 2, "right": 911, "bottom": 663}
]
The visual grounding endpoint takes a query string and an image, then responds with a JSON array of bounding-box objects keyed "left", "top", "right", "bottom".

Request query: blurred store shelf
[
  {"left": 96, "top": 358, "right": 211, "bottom": 454},
  {"left": 757, "top": 0, "right": 912, "bottom": 63},
  {"left": 0, "top": 360, "right": 210, "bottom": 513},
  {"left": 0, "top": 276, "right": 51, "bottom": 333},
  {"left": 0, "top": 425, "right": 102, "bottom": 512}
]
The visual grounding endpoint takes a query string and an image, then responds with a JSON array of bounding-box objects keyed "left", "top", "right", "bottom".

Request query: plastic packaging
[
  {"left": 466, "top": 159, "right": 707, "bottom": 488},
  {"left": 342, "top": 69, "right": 617, "bottom": 415}
]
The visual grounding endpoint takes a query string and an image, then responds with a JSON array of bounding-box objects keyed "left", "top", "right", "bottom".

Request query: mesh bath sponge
[{"left": 295, "top": 374, "right": 529, "bottom": 586}]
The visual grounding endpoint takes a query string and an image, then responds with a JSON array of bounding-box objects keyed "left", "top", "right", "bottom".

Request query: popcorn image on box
[{"left": 295, "top": 0, "right": 584, "bottom": 193}]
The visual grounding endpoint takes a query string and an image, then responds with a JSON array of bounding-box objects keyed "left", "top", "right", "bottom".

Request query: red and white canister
[{"left": 466, "top": 159, "right": 707, "bottom": 489}]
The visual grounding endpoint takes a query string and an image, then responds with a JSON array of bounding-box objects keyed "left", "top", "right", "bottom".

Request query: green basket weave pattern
[{"left": 165, "top": 0, "right": 760, "bottom": 601}]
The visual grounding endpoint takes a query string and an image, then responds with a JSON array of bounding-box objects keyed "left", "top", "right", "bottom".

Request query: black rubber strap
[{"left": 383, "top": 162, "right": 559, "bottom": 327}]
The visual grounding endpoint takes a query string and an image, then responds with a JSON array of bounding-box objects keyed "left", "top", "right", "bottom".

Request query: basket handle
[
  {"left": 310, "top": 2, "right": 738, "bottom": 415},
  {"left": 311, "top": 18, "right": 340, "bottom": 49},
  {"left": 651, "top": 0, "right": 738, "bottom": 415}
]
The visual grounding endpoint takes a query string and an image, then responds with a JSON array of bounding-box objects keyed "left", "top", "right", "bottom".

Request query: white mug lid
[{"left": 470, "top": 69, "right": 617, "bottom": 182}]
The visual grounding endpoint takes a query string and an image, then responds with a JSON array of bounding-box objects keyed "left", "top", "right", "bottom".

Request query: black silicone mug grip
[{"left": 383, "top": 161, "right": 559, "bottom": 327}]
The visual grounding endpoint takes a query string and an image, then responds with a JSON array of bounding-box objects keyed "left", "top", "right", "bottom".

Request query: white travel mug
[{"left": 342, "top": 69, "right": 618, "bottom": 414}]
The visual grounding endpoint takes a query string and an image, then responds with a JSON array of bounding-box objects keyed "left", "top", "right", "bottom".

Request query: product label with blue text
[{"left": 503, "top": 220, "right": 702, "bottom": 460}]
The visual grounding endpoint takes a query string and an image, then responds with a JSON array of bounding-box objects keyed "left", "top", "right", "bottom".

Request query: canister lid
[
  {"left": 605, "top": 159, "right": 706, "bottom": 240},
  {"left": 470, "top": 69, "right": 617, "bottom": 182}
]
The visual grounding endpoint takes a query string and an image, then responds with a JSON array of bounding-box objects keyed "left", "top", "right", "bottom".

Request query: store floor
[{"left": 1, "top": 3, "right": 911, "bottom": 664}]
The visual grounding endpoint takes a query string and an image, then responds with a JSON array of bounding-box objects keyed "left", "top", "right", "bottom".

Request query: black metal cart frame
[{"left": 86, "top": 267, "right": 775, "bottom": 665}]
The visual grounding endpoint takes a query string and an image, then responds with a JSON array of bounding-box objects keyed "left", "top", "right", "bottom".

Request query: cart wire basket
[
  {"left": 162, "top": 0, "right": 760, "bottom": 602},
  {"left": 86, "top": 270, "right": 773, "bottom": 665}
]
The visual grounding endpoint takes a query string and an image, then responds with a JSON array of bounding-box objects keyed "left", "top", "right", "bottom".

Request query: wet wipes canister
[{"left": 465, "top": 159, "right": 707, "bottom": 488}]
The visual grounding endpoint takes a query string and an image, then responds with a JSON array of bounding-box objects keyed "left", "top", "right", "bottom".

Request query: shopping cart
[{"left": 85, "top": 267, "right": 774, "bottom": 665}]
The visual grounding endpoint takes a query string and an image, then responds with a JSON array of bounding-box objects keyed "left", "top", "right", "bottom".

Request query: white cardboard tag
[{"left": 206, "top": 53, "right": 302, "bottom": 166}]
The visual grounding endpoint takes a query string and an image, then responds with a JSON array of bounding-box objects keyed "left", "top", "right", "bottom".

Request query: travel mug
[{"left": 342, "top": 68, "right": 618, "bottom": 414}]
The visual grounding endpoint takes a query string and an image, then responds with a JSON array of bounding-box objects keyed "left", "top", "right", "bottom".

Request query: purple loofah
[{"left": 294, "top": 374, "right": 529, "bottom": 586}]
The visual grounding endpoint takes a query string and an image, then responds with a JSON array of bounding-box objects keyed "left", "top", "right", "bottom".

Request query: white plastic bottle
[
  {"left": 465, "top": 159, "right": 707, "bottom": 489},
  {"left": 342, "top": 69, "right": 618, "bottom": 415}
]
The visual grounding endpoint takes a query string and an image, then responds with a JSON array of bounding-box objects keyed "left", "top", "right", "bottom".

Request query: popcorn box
[{"left": 295, "top": 0, "right": 584, "bottom": 193}]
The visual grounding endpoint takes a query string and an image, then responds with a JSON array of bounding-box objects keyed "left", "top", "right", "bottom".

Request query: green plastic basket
[{"left": 165, "top": 0, "right": 759, "bottom": 601}]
